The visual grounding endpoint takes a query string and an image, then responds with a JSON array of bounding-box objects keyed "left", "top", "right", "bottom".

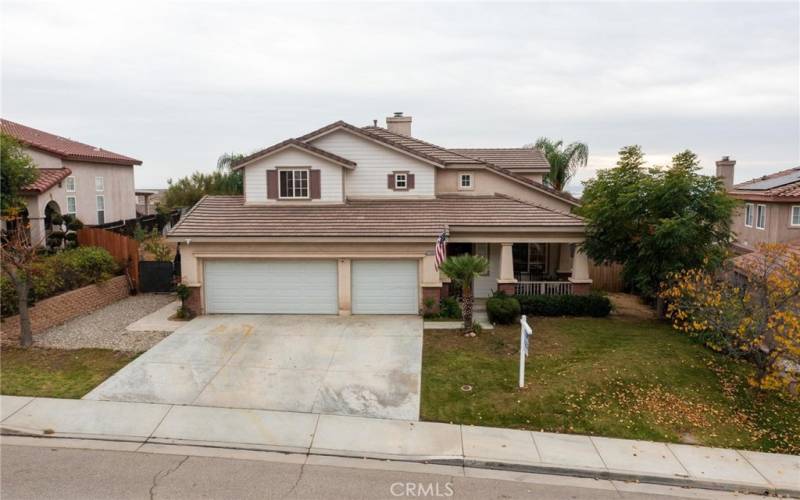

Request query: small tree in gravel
[{"left": 440, "top": 254, "right": 489, "bottom": 335}]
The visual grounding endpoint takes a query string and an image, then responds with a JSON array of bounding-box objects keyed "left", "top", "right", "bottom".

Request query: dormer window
[
  {"left": 279, "top": 169, "right": 309, "bottom": 199},
  {"left": 394, "top": 173, "right": 408, "bottom": 190},
  {"left": 459, "top": 173, "right": 474, "bottom": 190}
]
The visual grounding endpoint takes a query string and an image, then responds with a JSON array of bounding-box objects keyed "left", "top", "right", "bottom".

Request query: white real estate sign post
[{"left": 519, "top": 315, "right": 533, "bottom": 388}]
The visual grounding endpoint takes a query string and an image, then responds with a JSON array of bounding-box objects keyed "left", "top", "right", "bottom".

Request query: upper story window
[
  {"left": 756, "top": 204, "right": 766, "bottom": 230},
  {"left": 459, "top": 173, "right": 473, "bottom": 190},
  {"left": 279, "top": 169, "right": 309, "bottom": 199},
  {"left": 65, "top": 176, "right": 76, "bottom": 192},
  {"left": 394, "top": 172, "right": 408, "bottom": 190},
  {"left": 744, "top": 203, "right": 753, "bottom": 227},
  {"left": 791, "top": 206, "right": 800, "bottom": 226},
  {"left": 95, "top": 176, "right": 104, "bottom": 192}
]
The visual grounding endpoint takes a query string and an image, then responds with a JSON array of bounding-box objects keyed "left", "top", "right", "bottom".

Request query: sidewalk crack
[
  {"left": 282, "top": 461, "right": 307, "bottom": 500},
  {"left": 149, "top": 455, "right": 189, "bottom": 500}
]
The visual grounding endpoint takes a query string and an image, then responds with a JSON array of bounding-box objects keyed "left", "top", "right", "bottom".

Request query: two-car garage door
[{"left": 204, "top": 259, "right": 418, "bottom": 315}]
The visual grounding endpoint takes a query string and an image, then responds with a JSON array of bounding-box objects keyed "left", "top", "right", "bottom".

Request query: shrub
[
  {"left": 0, "top": 247, "right": 120, "bottom": 317},
  {"left": 486, "top": 293, "right": 521, "bottom": 325},
  {"left": 439, "top": 297, "right": 462, "bottom": 320},
  {"left": 422, "top": 297, "right": 437, "bottom": 319},
  {"left": 515, "top": 293, "right": 612, "bottom": 317}
]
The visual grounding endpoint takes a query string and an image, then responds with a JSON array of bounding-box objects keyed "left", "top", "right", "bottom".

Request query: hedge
[
  {"left": 486, "top": 294, "right": 521, "bottom": 325},
  {"left": 1, "top": 247, "right": 120, "bottom": 317},
  {"left": 515, "top": 293, "right": 612, "bottom": 317}
]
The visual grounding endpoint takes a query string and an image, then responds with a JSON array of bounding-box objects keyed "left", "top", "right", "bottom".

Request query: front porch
[{"left": 440, "top": 242, "right": 592, "bottom": 298}]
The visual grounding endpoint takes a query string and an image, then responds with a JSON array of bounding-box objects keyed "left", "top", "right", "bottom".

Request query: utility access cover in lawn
[{"left": 83, "top": 315, "right": 422, "bottom": 420}]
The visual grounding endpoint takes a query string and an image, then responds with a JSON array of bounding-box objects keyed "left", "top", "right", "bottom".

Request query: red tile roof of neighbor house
[
  {"left": 168, "top": 194, "right": 584, "bottom": 238},
  {"left": 449, "top": 148, "right": 550, "bottom": 172},
  {"left": 21, "top": 168, "right": 73, "bottom": 194},
  {"left": 729, "top": 166, "right": 800, "bottom": 201},
  {"left": 0, "top": 118, "right": 142, "bottom": 166},
  {"left": 731, "top": 239, "right": 800, "bottom": 276}
]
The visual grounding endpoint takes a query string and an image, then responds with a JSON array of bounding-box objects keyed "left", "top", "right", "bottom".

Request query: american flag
[{"left": 434, "top": 231, "right": 448, "bottom": 271}]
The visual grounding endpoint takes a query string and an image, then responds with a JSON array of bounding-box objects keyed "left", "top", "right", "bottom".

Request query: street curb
[{"left": 3, "top": 430, "right": 796, "bottom": 498}]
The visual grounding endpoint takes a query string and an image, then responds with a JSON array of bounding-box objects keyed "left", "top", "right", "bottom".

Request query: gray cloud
[{"left": 2, "top": 1, "right": 797, "bottom": 193}]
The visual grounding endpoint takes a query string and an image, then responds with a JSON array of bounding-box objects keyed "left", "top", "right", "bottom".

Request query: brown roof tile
[
  {"left": 449, "top": 148, "right": 550, "bottom": 172},
  {"left": 168, "top": 195, "right": 584, "bottom": 238},
  {"left": 1, "top": 118, "right": 141, "bottom": 166},
  {"left": 21, "top": 168, "right": 73, "bottom": 194},
  {"left": 730, "top": 166, "right": 800, "bottom": 201}
]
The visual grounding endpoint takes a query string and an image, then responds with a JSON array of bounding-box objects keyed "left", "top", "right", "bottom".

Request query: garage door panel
[
  {"left": 351, "top": 260, "right": 418, "bottom": 315},
  {"left": 205, "top": 260, "right": 338, "bottom": 314}
]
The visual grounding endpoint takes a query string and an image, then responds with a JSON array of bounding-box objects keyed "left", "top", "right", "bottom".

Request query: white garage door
[
  {"left": 351, "top": 260, "right": 418, "bottom": 315},
  {"left": 204, "top": 260, "right": 338, "bottom": 314}
]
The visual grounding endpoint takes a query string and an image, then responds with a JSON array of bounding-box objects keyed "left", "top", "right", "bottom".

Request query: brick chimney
[
  {"left": 716, "top": 156, "right": 736, "bottom": 191},
  {"left": 386, "top": 112, "right": 412, "bottom": 136}
]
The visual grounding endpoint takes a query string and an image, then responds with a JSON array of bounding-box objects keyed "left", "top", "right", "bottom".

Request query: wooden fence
[
  {"left": 589, "top": 260, "right": 625, "bottom": 292},
  {"left": 77, "top": 228, "right": 140, "bottom": 290}
]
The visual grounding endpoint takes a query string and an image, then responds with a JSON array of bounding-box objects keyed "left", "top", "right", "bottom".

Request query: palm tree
[
  {"left": 439, "top": 254, "right": 489, "bottom": 334},
  {"left": 216, "top": 152, "right": 245, "bottom": 172},
  {"left": 527, "top": 138, "right": 589, "bottom": 191}
]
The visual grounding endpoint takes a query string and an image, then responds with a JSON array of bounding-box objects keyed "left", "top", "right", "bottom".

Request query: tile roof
[
  {"left": 21, "top": 168, "right": 73, "bottom": 194},
  {"left": 1, "top": 118, "right": 141, "bottom": 166},
  {"left": 730, "top": 166, "right": 800, "bottom": 201},
  {"left": 449, "top": 148, "right": 550, "bottom": 172},
  {"left": 168, "top": 194, "right": 584, "bottom": 238},
  {"left": 232, "top": 138, "right": 357, "bottom": 170},
  {"left": 361, "top": 126, "right": 483, "bottom": 165},
  {"left": 731, "top": 239, "right": 800, "bottom": 276}
]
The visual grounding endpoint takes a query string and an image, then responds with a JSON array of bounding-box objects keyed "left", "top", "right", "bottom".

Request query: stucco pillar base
[
  {"left": 569, "top": 279, "right": 593, "bottom": 296},
  {"left": 496, "top": 281, "right": 517, "bottom": 296},
  {"left": 338, "top": 259, "right": 352, "bottom": 316},
  {"left": 184, "top": 283, "right": 203, "bottom": 316},
  {"left": 421, "top": 285, "right": 443, "bottom": 315}
]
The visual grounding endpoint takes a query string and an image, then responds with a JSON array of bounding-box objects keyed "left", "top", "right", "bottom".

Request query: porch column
[
  {"left": 568, "top": 246, "right": 593, "bottom": 295},
  {"left": 338, "top": 258, "right": 352, "bottom": 316},
  {"left": 496, "top": 242, "right": 517, "bottom": 295},
  {"left": 556, "top": 243, "right": 573, "bottom": 277},
  {"left": 421, "top": 254, "right": 443, "bottom": 314}
]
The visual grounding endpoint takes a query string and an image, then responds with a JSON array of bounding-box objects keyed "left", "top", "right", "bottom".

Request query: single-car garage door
[
  {"left": 351, "top": 260, "right": 418, "bottom": 315},
  {"left": 204, "top": 260, "right": 338, "bottom": 314}
]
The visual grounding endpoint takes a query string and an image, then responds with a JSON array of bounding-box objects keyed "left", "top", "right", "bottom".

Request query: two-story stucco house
[
  {"left": 168, "top": 114, "right": 592, "bottom": 316},
  {"left": 1, "top": 119, "right": 141, "bottom": 244},
  {"left": 716, "top": 156, "right": 800, "bottom": 253}
]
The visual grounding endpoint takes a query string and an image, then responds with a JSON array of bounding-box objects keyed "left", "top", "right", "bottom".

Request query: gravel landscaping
[{"left": 36, "top": 293, "right": 177, "bottom": 352}]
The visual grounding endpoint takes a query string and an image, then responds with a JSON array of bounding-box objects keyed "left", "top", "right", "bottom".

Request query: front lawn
[
  {"left": 421, "top": 316, "right": 800, "bottom": 454},
  {"left": 0, "top": 347, "right": 137, "bottom": 399}
]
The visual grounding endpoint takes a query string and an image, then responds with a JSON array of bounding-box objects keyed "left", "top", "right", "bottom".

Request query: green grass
[
  {"left": 421, "top": 317, "right": 800, "bottom": 454},
  {"left": 0, "top": 347, "right": 138, "bottom": 399}
]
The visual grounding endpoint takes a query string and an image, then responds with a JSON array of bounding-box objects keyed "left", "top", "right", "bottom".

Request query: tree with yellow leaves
[{"left": 660, "top": 243, "right": 800, "bottom": 394}]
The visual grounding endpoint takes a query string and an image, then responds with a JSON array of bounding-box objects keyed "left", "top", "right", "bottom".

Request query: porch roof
[{"left": 168, "top": 194, "right": 585, "bottom": 239}]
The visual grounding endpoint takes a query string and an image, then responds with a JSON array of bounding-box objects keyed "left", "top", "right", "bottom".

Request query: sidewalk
[{"left": 2, "top": 395, "right": 798, "bottom": 497}]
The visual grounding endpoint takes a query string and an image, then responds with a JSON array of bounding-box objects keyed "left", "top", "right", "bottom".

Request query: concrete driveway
[{"left": 84, "top": 315, "right": 422, "bottom": 420}]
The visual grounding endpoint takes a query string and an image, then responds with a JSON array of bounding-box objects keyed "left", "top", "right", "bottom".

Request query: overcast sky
[{"left": 2, "top": 1, "right": 798, "bottom": 194}]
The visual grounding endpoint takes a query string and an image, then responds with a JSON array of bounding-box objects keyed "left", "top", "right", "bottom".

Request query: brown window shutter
[
  {"left": 387, "top": 173, "right": 395, "bottom": 190},
  {"left": 408, "top": 173, "right": 415, "bottom": 189},
  {"left": 310, "top": 169, "right": 321, "bottom": 199},
  {"left": 267, "top": 170, "right": 278, "bottom": 199}
]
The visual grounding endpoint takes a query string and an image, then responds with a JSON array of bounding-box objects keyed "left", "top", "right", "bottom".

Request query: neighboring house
[
  {"left": 168, "top": 113, "right": 591, "bottom": 316},
  {"left": 716, "top": 156, "right": 800, "bottom": 252},
  {"left": 1, "top": 119, "right": 141, "bottom": 244},
  {"left": 136, "top": 189, "right": 166, "bottom": 215}
]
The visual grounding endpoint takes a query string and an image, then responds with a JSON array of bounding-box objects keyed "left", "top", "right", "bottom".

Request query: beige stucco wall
[
  {"left": 436, "top": 169, "right": 575, "bottom": 213},
  {"left": 25, "top": 148, "right": 63, "bottom": 169},
  {"left": 733, "top": 201, "right": 800, "bottom": 250}
]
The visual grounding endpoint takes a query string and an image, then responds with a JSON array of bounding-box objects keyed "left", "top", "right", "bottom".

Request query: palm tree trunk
[{"left": 462, "top": 283, "right": 474, "bottom": 332}]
